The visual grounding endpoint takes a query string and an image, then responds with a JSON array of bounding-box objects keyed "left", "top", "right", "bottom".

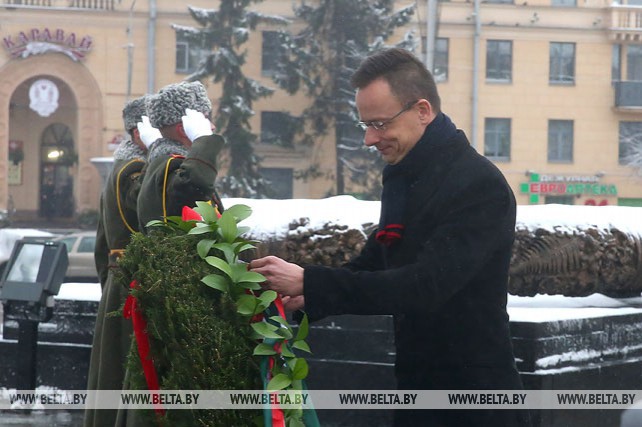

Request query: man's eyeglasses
[{"left": 357, "top": 100, "right": 419, "bottom": 131}]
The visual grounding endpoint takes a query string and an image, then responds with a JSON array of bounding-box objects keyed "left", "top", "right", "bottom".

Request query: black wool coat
[{"left": 304, "top": 123, "right": 531, "bottom": 426}]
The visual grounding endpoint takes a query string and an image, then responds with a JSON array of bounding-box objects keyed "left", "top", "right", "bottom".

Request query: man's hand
[
  {"left": 249, "top": 256, "right": 304, "bottom": 297},
  {"left": 281, "top": 295, "right": 305, "bottom": 312},
  {"left": 136, "top": 116, "right": 162, "bottom": 148},
  {"left": 181, "top": 108, "right": 213, "bottom": 142}
]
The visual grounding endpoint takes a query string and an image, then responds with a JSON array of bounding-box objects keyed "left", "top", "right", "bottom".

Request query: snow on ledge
[
  {"left": 222, "top": 197, "right": 642, "bottom": 240},
  {"left": 516, "top": 204, "right": 642, "bottom": 236},
  {"left": 223, "top": 196, "right": 380, "bottom": 240},
  {"left": 507, "top": 293, "right": 642, "bottom": 323},
  {"left": 55, "top": 282, "right": 101, "bottom": 302}
]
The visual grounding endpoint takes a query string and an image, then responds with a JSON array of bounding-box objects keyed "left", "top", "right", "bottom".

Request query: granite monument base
[
  {"left": 1, "top": 292, "right": 641, "bottom": 427},
  {"left": 304, "top": 299, "right": 642, "bottom": 427}
]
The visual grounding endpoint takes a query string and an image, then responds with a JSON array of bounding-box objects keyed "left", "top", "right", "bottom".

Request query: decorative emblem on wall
[{"left": 29, "top": 79, "right": 59, "bottom": 117}]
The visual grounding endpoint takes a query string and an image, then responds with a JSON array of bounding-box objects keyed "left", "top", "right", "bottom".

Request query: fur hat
[
  {"left": 146, "top": 81, "right": 212, "bottom": 128},
  {"left": 122, "top": 95, "right": 149, "bottom": 132}
]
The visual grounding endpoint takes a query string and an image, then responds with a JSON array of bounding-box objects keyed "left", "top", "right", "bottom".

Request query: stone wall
[{"left": 252, "top": 219, "right": 642, "bottom": 298}]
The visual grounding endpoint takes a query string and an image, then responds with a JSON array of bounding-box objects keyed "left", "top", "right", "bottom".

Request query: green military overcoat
[
  {"left": 137, "top": 134, "right": 225, "bottom": 230},
  {"left": 84, "top": 139, "right": 146, "bottom": 427}
]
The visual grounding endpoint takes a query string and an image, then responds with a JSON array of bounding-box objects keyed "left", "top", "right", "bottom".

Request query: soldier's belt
[{"left": 108, "top": 249, "right": 126, "bottom": 266}]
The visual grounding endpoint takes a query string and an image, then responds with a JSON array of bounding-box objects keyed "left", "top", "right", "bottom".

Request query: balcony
[
  {"left": 1, "top": 0, "right": 116, "bottom": 11},
  {"left": 610, "top": 4, "right": 642, "bottom": 41},
  {"left": 614, "top": 81, "right": 642, "bottom": 110}
]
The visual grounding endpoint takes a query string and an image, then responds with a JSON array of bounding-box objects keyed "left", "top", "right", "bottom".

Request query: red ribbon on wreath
[
  {"left": 123, "top": 279, "right": 165, "bottom": 417},
  {"left": 254, "top": 294, "right": 288, "bottom": 427}
]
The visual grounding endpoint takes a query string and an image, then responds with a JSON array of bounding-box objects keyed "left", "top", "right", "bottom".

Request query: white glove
[
  {"left": 182, "top": 108, "right": 213, "bottom": 142},
  {"left": 136, "top": 116, "right": 162, "bottom": 148}
]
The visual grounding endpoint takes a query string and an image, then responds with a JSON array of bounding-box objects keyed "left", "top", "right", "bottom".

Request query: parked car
[{"left": 52, "top": 231, "right": 98, "bottom": 282}]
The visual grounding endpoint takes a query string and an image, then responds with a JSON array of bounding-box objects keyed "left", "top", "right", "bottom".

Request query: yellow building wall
[
  {"left": 1, "top": 0, "right": 642, "bottom": 219},
  {"left": 430, "top": 0, "right": 642, "bottom": 206}
]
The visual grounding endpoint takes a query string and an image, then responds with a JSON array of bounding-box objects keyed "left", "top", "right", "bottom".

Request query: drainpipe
[
  {"left": 126, "top": 0, "right": 136, "bottom": 100},
  {"left": 426, "top": 0, "right": 438, "bottom": 73},
  {"left": 147, "top": 0, "right": 157, "bottom": 93},
  {"left": 471, "top": 0, "right": 481, "bottom": 149}
]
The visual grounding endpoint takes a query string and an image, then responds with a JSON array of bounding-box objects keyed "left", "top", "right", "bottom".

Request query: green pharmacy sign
[{"left": 520, "top": 173, "right": 617, "bottom": 204}]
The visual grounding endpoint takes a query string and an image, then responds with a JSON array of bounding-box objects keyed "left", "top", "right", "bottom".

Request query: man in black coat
[{"left": 249, "top": 48, "right": 531, "bottom": 427}]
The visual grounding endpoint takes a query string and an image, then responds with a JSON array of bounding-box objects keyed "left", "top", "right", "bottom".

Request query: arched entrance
[
  {"left": 0, "top": 54, "right": 103, "bottom": 222},
  {"left": 6, "top": 75, "right": 79, "bottom": 222},
  {"left": 40, "top": 123, "right": 76, "bottom": 218}
]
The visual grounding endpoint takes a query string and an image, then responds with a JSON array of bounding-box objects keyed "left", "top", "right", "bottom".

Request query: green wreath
[{"left": 116, "top": 203, "right": 316, "bottom": 427}]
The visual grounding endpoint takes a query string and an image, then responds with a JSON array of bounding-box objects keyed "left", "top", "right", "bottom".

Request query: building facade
[
  {"left": 428, "top": 0, "right": 642, "bottom": 206},
  {"left": 1, "top": 0, "right": 641, "bottom": 225}
]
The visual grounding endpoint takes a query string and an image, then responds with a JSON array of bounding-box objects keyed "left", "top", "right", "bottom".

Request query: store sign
[
  {"left": 2, "top": 28, "right": 92, "bottom": 62},
  {"left": 520, "top": 173, "right": 617, "bottom": 204}
]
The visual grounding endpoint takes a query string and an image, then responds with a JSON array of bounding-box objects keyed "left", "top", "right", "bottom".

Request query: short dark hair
[{"left": 351, "top": 48, "right": 441, "bottom": 113}]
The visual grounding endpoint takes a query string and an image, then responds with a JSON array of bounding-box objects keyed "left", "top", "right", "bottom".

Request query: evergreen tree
[
  {"left": 173, "top": 1, "right": 289, "bottom": 198},
  {"left": 273, "top": 0, "right": 416, "bottom": 199}
]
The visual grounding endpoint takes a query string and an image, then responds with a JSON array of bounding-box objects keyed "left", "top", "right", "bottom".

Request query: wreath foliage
[
  {"left": 117, "top": 228, "right": 262, "bottom": 426},
  {"left": 116, "top": 202, "right": 314, "bottom": 426}
]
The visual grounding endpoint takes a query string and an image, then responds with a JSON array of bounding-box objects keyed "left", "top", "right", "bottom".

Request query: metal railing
[{"left": 614, "top": 81, "right": 642, "bottom": 109}]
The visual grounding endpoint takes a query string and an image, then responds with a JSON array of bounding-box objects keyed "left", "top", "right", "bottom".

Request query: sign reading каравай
[{"left": 2, "top": 28, "right": 92, "bottom": 62}]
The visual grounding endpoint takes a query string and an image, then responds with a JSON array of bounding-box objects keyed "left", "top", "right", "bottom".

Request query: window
[
  {"left": 549, "top": 42, "right": 575, "bottom": 84},
  {"left": 434, "top": 38, "right": 449, "bottom": 82},
  {"left": 175, "top": 33, "right": 206, "bottom": 74},
  {"left": 619, "top": 121, "right": 642, "bottom": 165},
  {"left": 548, "top": 120, "right": 573, "bottom": 162},
  {"left": 260, "top": 111, "right": 296, "bottom": 147},
  {"left": 552, "top": 0, "right": 576, "bottom": 6},
  {"left": 78, "top": 236, "right": 96, "bottom": 253},
  {"left": 57, "top": 237, "right": 77, "bottom": 254},
  {"left": 260, "top": 168, "right": 293, "bottom": 199},
  {"left": 626, "top": 45, "right": 642, "bottom": 80},
  {"left": 484, "top": 0, "right": 513, "bottom": 4},
  {"left": 484, "top": 118, "right": 511, "bottom": 160},
  {"left": 545, "top": 195, "right": 575, "bottom": 205},
  {"left": 486, "top": 40, "right": 512, "bottom": 82},
  {"left": 612, "top": 44, "right": 621, "bottom": 82},
  {"left": 262, "top": 31, "right": 281, "bottom": 76}
]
